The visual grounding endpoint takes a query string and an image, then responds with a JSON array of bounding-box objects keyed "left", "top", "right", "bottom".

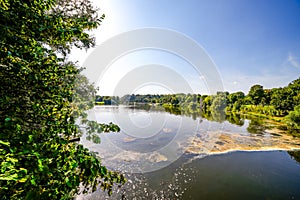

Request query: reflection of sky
[
  {"left": 83, "top": 106, "right": 300, "bottom": 173},
  {"left": 70, "top": 0, "right": 300, "bottom": 94},
  {"left": 83, "top": 106, "right": 200, "bottom": 172}
]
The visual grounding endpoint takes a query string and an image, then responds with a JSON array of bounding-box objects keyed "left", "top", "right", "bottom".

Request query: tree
[
  {"left": 201, "top": 95, "right": 212, "bottom": 112},
  {"left": 209, "top": 92, "right": 227, "bottom": 122},
  {"left": 227, "top": 91, "right": 245, "bottom": 105},
  {"left": 248, "top": 84, "right": 265, "bottom": 105},
  {"left": 232, "top": 99, "right": 243, "bottom": 112},
  {"left": 285, "top": 105, "right": 300, "bottom": 131},
  {"left": 226, "top": 91, "right": 245, "bottom": 112},
  {"left": 0, "top": 1, "right": 125, "bottom": 199},
  {"left": 211, "top": 92, "right": 227, "bottom": 112},
  {"left": 262, "top": 89, "right": 273, "bottom": 105},
  {"left": 170, "top": 96, "right": 179, "bottom": 105},
  {"left": 270, "top": 87, "right": 294, "bottom": 115}
]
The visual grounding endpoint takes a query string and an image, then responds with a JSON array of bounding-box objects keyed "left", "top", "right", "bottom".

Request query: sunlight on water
[{"left": 77, "top": 106, "right": 300, "bottom": 200}]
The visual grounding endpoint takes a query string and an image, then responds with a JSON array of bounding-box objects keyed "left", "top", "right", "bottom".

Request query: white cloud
[{"left": 287, "top": 53, "right": 300, "bottom": 68}]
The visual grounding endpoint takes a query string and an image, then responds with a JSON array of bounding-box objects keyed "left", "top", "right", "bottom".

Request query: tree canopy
[
  {"left": 0, "top": 0, "right": 125, "bottom": 199},
  {"left": 112, "top": 77, "right": 300, "bottom": 131},
  {"left": 248, "top": 84, "right": 265, "bottom": 105}
]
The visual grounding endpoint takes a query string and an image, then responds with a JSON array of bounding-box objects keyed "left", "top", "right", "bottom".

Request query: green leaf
[
  {"left": 0, "top": 173, "right": 18, "bottom": 181},
  {"left": 38, "top": 159, "right": 44, "bottom": 171},
  {"left": 16, "top": 124, "right": 21, "bottom": 131},
  {"left": 19, "top": 177, "right": 28, "bottom": 183},
  {"left": 100, "top": 167, "right": 107, "bottom": 176},
  {"left": 65, "top": 177, "right": 72, "bottom": 187},
  {"left": 28, "top": 135, "right": 33, "bottom": 143},
  {"left": 30, "top": 178, "right": 36, "bottom": 186},
  {"left": 0, "top": 140, "right": 10, "bottom": 146}
]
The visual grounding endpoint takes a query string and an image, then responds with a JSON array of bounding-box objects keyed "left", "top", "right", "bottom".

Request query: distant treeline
[
  {"left": 95, "top": 77, "right": 300, "bottom": 130},
  {"left": 95, "top": 96, "right": 120, "bottom": 105}
]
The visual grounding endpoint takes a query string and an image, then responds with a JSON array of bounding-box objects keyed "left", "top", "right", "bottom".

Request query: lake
[{"left": 78, "top": 105, "right": 300, "bottom": 200}]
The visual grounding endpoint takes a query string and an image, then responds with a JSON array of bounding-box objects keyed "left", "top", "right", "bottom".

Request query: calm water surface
[{"left": 78, "top": 106, "right": 300, "bottom": 200}]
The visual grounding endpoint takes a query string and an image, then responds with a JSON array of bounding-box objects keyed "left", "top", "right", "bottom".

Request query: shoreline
[{"left": 196, "top": 147, "right": 300, "bottom": 156}]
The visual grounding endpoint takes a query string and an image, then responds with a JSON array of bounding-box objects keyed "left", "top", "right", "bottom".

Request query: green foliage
[
  {"left": 285, "top": 105, "right": 300, "bottom": 131},
  {"left": 202, "top": 95, "right": 212, "bottom": 112},
  {"left": 211, "top": 110, "right": 226, "bottom": 123},
  {"left": 95, "top": 95, "right": 120, "bottom": 105},
  {"left": 239, "top": 105, "right": 280, "bottom": 116},
  {"left": 270, "top": 88, "right": 294, "bottom": 115},
  {"left": 211, "top": 92, "right": 227, "bottom": 112},
  {"left": 231, "top": 99, "right": 243, "bottom": 112},
  {"left": 226, "top": 79, "right": 300, "bottom": 118},
  {"left": 0, "top": 0, "right": 125, "bottom": 199},
  {"left": 111, "top": 76, "right": 300, "bottom": 126},
  {"left": 227, "top": 91, "right": 245, "bottom": 104},
  {"left": 247, "top": 117, "right": 266, "bottom": 134},
  {"left": 262, "top": 89, "right": 273, "bottom": 105},
  {"left": 248, "top": 84, "right": 265, "bottom": 105},
  {"left": 226, "top": 92, "right": 245, "bottom": 112},
  {"left": 170, "top": 96, "right": 179, "bottom": 105},
  {"left": 226, "top": 113, "right": 244, "bottom": 126}
]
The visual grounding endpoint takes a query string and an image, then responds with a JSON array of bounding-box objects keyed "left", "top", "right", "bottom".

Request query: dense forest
[{"left": 96, "top": 77, "right": 300, "bottom": 132}]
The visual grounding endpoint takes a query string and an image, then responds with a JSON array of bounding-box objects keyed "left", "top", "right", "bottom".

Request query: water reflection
[
  {"left": 78, "top": 105, "right": 300, "bottom": 200},
  {"left": 288, "top": 150, "right": 300, "bottom": 164},
  {"left": 126, "top": 105, "right": 300, "bottom": 155},
  {"left": 78, "top": 151, "right": 300, "bottom": 200},
  {"left": 226, "top": 113, "right": 244, "bottom": 126},
  {"left": 153, "top": 105, "right": 282, "bottom": 135},
  {"left": 246, "top": 117, "right": 266, "bottom": 134}
]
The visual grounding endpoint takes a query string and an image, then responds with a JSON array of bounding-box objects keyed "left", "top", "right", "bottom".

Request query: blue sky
[{"left": 72, "top": 0, "right": 300, "bottom": 95}]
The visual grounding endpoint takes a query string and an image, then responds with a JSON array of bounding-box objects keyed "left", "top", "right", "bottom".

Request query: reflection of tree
[
  {"left": 136, "top": 103, "right": 151, "bottom": 111},
  {"left": 288, "top": 150, "right": 300, "bottom": 164},
  {"left": 131, "top": 103, "right": 274, "bottom": 136},
  {"left": 192, "top": 113, "right": 197, "bottom": 120},
  {"left": 211, "top": 110, "right": 226, "bottom": 123},
  {"left": 164, "top": 106, "right": 182, "bottom": 115},
  {"left": 162, "top": 105, "right": 203, "bottom": 120},
  {"left": 201, "top": 111, "right": 212, "bottom": 121},
  {"left": 211, "top": 93, "right": 227, "bottom": 111},
  {"left": 226, "top": 113, "right": 244, "bottom": 126},
  {"left": 247, "top": 118, "right": 266, "bottom": 134}
]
